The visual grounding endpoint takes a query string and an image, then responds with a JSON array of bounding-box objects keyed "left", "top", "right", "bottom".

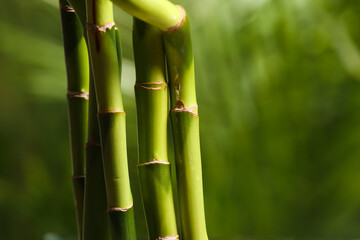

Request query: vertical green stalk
[
  {"left": 107, "top": 1, "right": 208, "bottom": 238},
  {"left": 163, "top": 13, "right": 208, "bottom": 240},
  {"left": 59, "top": 1, "right": 89, "bottom": 239},
  {"left": 62, "top": 1, "right": 111, "bottom": 239},
  {"left": 86, "top": 0, "right": 136, "bottom": 239},
  {"left": 133, "top": 19, "right": 178, "bottom": 240},
  {"left": 83, "top": 75, "right": 111, "bottom": 240}
]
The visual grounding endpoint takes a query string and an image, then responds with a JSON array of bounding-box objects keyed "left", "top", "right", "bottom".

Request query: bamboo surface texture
[
  {"left": 59, "top": 1, "right": 89, "bottom": 238},
  {"left": 164, "top": 13, "right": 208, "bottom": 240},
  {"left": 83, "top": 77, "right": 111, "bottom": 240},
  {"left": 133, "top": 18, "right": 179, "bottom": 240},
  {"left": 86, "top": 0, "right": 136, "bottom": 239},
  {"left": 107, "top": 0, "right": 208, "bottom": 238}
]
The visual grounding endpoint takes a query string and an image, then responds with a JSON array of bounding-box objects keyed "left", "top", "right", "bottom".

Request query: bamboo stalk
[
  {"left": 133, "top": 18, "right": 178, "bottom": 240},
  {"left": 83, "top": 75, "right": 111, "bottom": 240},
  {"left": 62, "top": 1, "right": 112, "bottom": 239},
  {"left": 108, "top": 1, "right": 208, "bottom": 239},
  {"left": 164, "top": 16, "right": 208, "bottom": 240},
  {"left": 85, "top": 0, "right": 136, "bottom": 239},
  {"left": 59, "top": 1, "right": 89, "bottom": 239}
]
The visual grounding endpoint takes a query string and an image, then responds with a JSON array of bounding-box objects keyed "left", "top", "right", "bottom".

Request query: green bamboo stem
[
  {"left": 83, "top": 74, "right": 111, "bottom": 240},
  {"left": 133, "top": 18, "right": 178, "bottom": 240},
  {"left": 164, "top": 13, "right": 208, "bottom": 240},
  {"left": 67, "top": 0, "right": 87, "bottom": 28},
  {"left": 62, "top": 1, "right": 112, "bottom": 239},
  {"left": 86, "top": 0, "right": 136, "bottom": 239},
  {"left": 59, "top": 1, "right": 89, "bottom": 239},
  {"left": 111, "top": 0, "right": 182, "bottom": 32},
  {"left": 106, "top": 1, "right": 208, "bottom": 238}
]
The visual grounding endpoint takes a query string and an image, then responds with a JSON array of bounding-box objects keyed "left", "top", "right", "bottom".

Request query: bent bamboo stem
[
  {"left": 133, "top": 18, "right": 178, "bottom": 240},
  {"left": 59, "top": 1, "right": 89, "bottom": 238},
  {"left": 85, "top": 0, "right": 136, "bottom": 239},
  {"left": 109, "top": 1, "right": 208, "bottom": 238}
]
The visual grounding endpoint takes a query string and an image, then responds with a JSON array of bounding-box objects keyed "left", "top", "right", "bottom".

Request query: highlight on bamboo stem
[
  {"left": 85, "top": 0, "right": 136, "bottom": 239},
  {"left": 133, "top": 18, "right": 179, "bottom": 240},
  {"left": 163, "top": 11, "right": 208, "bottom": 240},
  {"left": 83, "top": 76, "right": 111, "bottom": 240},
  {"left": 59, "top": 1, "right": 89, "bottom": 238},
  {"left": 108, "top": 0, "right": 208, "bottom": 238}
]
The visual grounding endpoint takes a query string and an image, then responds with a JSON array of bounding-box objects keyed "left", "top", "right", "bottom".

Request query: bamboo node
[
  {"left": 108, "top": 202, "right": 133, "bottom": 212},
  {"left": 98, "top": 110, "right": 126, "bottom": 115},
  {"left": 87, "top": 22, "right": 115, "bottom": 33},
  {"left": 135, "top": 82, "right": 167, "bottom": 90},
  {"left": 164, "top": 5, "right": 186, "bottom": 34},
  {"left": 171, "top": 100, "right": 199, "bottom": 117},
  {"left": 156, "top": 235, "right": 179, "bottom": 240},
  {"left": 67, "top": 91, "right": 89, "bottom": 100},
  {"left": 137, "top": 159, "right": 171, "bottom": 167},
  {"left": 72, "top": 175, "right": 85, "bottom": 179},
  {"left": 59, "top": 2, "right": 75, "bottom": 12},
  {"left": 86, "top": 140, "right": 101, "bottom": 147}
]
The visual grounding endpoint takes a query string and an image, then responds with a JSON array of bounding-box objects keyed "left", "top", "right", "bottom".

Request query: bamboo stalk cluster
[{"left": 59, "top": 0, "right": 208, "bottom": 239}]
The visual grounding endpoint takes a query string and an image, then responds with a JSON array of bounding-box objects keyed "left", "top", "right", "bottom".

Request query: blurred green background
[{"left": 2, "top": 0, "right": 360, "bottom": 239}]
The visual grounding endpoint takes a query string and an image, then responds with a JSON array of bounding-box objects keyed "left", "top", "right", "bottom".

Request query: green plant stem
[
  {"left": 86, "top": 0, "right": 136, "bottom": 239},
  {"left": 164, "top": 14, "right": 208, "bottom": 240},
  {"left": 83, "top": 74, "right": 111, "bottom": 240},
  {"left": 62, "top": 1, "right": 111, "bottom": 239},
  {"left": 59, "top": 1, "right": 89, "bottom": 239},
  {"left": 133, "top": 18, "right": 178, "bottom": 240},
  {"left": 67, "top": 0, "right": 87, "bottom": 28},
  {"left": 106, "top": 1, "right": 208, "bottom": 238},
  {"left": 110, "top": 0, "right": 182, "bottom": 32}
]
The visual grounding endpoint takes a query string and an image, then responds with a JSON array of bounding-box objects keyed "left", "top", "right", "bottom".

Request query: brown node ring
[
  {"left": 59, "top": 2, "right": 75, "bottom": 12},
  {"left": 86, "top": 22, "right": 115, "bottom": 33},
  {"left": 137, "top": 158, "right": 171, "bottom": 167},
  {"left": 156, "top": 235, "right": 180, "bottom": 240},
  {"left": 97, "top": 110, "right": 126, "bottom": 115},
  {"left": 164, "top": 5, "right": 186, "bottom": 34},
  {"left": 171, "top": 100, "right": 199, "bottom": 117},
  {"left": 72, "top": 175, "right": 86, "bottom": 179},
  {"left": 67, "top": 91, "right": 89, "bottom": 100},
  {"left": 108, "top": 202, "right": 133, "bottom": 212},
  {"left": 135, "top": 82, "right": 167, "bottom": 90},
  {"left": 86, "top": 139, "right": 101, "bottom": 147}
]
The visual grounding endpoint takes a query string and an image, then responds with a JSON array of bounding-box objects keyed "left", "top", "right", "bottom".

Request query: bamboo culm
[
  {"left": 133, "top": 18, "right": 179, "bottom": 240},
  {"left": 109, "top": 1, "right": 208, "bottom": 238},
  {"left": 61, "top": 0, "right": 111, "bottom": 238},
  {"left": 82, "top": 74, "right": 111, "bottom": 240},
  {"left": 85, "top": 0, "right": 136, "bottom": 239},
  {"left": 164, "top": 15, "right": 208, "bottom": 240},
  {"left": 59, "top": 1, "right": 89, "bottom": 238}
]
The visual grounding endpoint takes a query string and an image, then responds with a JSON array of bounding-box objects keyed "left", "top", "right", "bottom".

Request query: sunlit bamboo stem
[
  {"left": 85, "top": 0, "right": 136, "bottom": 238},
  {"left": 109, "top": 1, "right": 208, "bottom": 238},
  {"left": 133, "top": 18, "right": 178, "bottom": 240}
]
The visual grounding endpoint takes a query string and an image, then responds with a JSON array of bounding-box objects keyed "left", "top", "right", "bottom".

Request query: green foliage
[{"left": 1, "top": 0, "right": 360, "bottom": 239}]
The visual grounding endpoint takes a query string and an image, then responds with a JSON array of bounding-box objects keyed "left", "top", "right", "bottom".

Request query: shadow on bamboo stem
[
  {"left": 83, "top": 73, "right": 111, "bottom": 240},
  {"left": 133, "top": 18, "right": 179, "bottom": 240},
  {"left": 108, "top": 0, "right": 208, "bottom": 238},
  {"left": 59, "top": 1, "right": 89, "bottom": 239},
  {"left": 163, "top": 7, "right": 209, "bottom": 240},
  {"left": 85, "top": 0, "right": 136, "bottom": 239}
]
